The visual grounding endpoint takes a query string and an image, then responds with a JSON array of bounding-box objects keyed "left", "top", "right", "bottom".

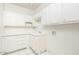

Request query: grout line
[
  {"left": 39, "top": 50, "right": 47, "bottom": 55},
  {"left": 29, "top": 46, "right": 47, "bottom": 55},
  {"left": 2, "top": 47, "right": 27, "bottom": 55},
  {"left": 29, "top": 46, "right": 38, "bottom": 55}
]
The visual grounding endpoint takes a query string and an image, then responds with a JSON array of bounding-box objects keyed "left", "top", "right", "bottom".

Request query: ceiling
[{"left": 14, "top": 3, "right": 49, "bottom": 10}]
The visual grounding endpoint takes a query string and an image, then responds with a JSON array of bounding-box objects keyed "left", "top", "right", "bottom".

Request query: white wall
[
  {"left": 0, "top": 4, "right": 5, "bottom": 53},
  {"left": 43, "top": 23, "right": 79, "bottom": 54},
  {"left": 0, "top": 4, "right": 4, "bottom": 36},
  {"left": 0, "top": 3, "right": 3, "bottom": 53}
]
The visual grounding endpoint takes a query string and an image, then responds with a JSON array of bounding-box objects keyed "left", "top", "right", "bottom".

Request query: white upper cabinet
[
  {"left": 41, "top": 3, "right": 79, "bottom": 26},
  {"left": 63, "top": 3, "right": 79, "bottom": 21},
  {"left": 41, "top": 3, "right": 62, "bottom": 25},
  {"left": 3, "top": 11, "right": 25, "bottom": 26},
  {"left": 3, "top": 4, "right": 33, "bottom": 27},
  {"left": 3, "top": 4, "right": 25, "bottom": 26}
]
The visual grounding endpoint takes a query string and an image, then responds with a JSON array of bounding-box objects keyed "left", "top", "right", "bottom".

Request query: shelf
[
  {"left": 63, "top": 19, "right": 79, "bottom": 24},
  {"left": 43, "top": 20, "right": 79, "bottom": 26}
]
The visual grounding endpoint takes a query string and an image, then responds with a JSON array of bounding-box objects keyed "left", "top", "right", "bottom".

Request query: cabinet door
[
  {"left": 42, "top": 3, "right": 62, "bottom": 25},
  {"left": 5, "top": 36, "right": 17, "bottom": 52},
  {"left": 4, "top": 35, "right": 27, "bottom": 52},
  {"left": 3, "top": 11, "right": 25, "bottom": 26},
  {"left": 29, "top": 35, "right": 47, "bottom": 54},
  {"left": 15, "top": 35, "right": 28, "bottom": 49},
  {"left": 63, "top": 3, "right": 79, "bottom": 21},
  {"left": 0, "top": 37, "right": 4, "bottom": 53}
]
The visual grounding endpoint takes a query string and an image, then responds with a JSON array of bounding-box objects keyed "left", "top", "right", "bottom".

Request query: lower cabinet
[
  {"left": 29, "top": 35, "right": 47, "bottom": 54},
  {"left": 4, "top": 35, "right": 28, "bottom": 52},
  {"left": 0, "top": 37, "right": 5, "bottom": 53}
]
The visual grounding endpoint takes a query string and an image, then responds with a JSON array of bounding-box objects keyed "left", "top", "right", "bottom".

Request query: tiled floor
[
  {"left": 7, "top": 48, "right": 48, "bottom": 55},
  {"left": 8, "top": 48, "right": 34, "bottom": 55}
]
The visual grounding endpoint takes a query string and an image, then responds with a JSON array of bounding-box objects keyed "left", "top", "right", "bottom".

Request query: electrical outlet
[{"left": 52, "top": 31, "right": 56, "bottom": 35}]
